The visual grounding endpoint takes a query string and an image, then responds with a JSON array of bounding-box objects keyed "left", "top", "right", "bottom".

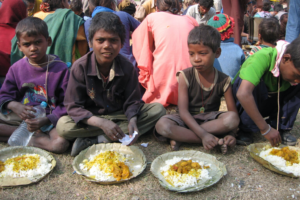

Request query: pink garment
[{"left": 132, "top": 12, "right": 198, "bottom": 106}]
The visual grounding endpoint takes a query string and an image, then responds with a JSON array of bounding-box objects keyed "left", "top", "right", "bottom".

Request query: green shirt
[{"left": 233, "top": 47, "right": 290, "bottom": 92}]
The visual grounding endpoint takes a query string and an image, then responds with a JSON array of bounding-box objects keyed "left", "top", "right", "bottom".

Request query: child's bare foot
[
  {"left": 218, "top": 138, "right": 227, "bottom": 154},
  {"left": 170, "top": 140, "right": 182, "bottom": 151}
]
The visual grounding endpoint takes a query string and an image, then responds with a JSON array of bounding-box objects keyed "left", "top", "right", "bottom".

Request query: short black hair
[
  {"left": 262, "top": 2, "right": 271, "bottom": 11},
  {"left": 89, "top": 0, "right": 115, "bottom": 10},
  {"left": 285, "top": 36, "right": 300, "bottom": 69},
  {"left": 70, "top": 0, "right": 82, "bottom": 12},
  {"left": 280, "top": 13, "right": 288, "bottom": 23},
  {"left": 16, "top": 17, "right": 49, "bottom": 41},
  {"left": 199, "top": 0, "right": 213, "bottom": 9},
  {"left": 188, "top": 24, "right": 221, "bottom": 53},
  {"left": 274, "top": 4, "right": 283, "bottom": 12},
  {"left": 88, "top": 12, "right": 125, "bottom": 45},
  {"left": 258, "top": 17, "right": 279, "bottom": 44},
  {"left": 42, "top": 0, "right": 65, "bottom": 11},
  {"left": 157, "top": 0, "right": 181, "bottom": 14}
]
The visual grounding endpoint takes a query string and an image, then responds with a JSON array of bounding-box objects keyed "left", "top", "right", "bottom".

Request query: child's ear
[
  {"left": 215, "top": 47, "right": 221, "bottom": 58},
  {"left": 47, "top": 37, "right": 52, "bottom": 47},
  {"left": 89, "top": 41, "right": 92, "bottom": 49},
  {"left": 258, "top": 33, "right": 262, "bottom": 41},
  {"left": 17, "top": 41, "right": 23, "bottom": 52}
]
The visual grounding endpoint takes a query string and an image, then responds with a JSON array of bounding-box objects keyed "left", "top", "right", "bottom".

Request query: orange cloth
[{"left": 132, "top": 12, "right": 198, "bottom": 107}]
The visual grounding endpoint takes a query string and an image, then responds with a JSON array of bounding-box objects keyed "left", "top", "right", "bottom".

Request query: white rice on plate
[
  {"left": 160, "top": 156, "right": 212, "bottom": 189},
  {"left": 259, "top": 147, "right": 300, "bottom": 176},
  {"left": 0, "top": 153, "right": 52, "bottom": 178},
  {"left": 79, "top": 150, "right": 133, "bottom": 181}
]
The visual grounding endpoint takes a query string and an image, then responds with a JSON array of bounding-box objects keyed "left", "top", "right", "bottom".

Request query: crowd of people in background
[{"left": 0, "top": 0, "right": 300, "bottom": 157}]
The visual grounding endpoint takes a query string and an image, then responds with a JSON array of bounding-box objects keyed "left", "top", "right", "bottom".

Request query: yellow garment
[
  {"left": 33, "top": 11, "right": 88, "bottom": 63},
  {"left": 142, "top": 0, "right": 156, "bottom": 16},
  {"left": 33, "top": 0, "right": 42, "bottom": 15}
]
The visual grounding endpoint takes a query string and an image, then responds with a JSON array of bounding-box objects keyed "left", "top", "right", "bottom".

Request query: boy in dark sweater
[{"left": 57, "top": 12, "right": 165, "bottom": 156}]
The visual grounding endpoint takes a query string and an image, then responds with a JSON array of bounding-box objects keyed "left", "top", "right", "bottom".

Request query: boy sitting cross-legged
[
  {"left": 56, "top": 12, "right": 166, "bottom": 156},
  {"left": 155, "top": 25, "right": 240, "bottom": 153},
  {"left": 0, "top": 17, "right": 70, "bottom": 153}
]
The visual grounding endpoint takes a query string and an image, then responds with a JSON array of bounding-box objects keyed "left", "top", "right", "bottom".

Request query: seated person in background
[
  {"left": 0, "top": 17, "right": 69, "bottom": 153},
  {"left": 208, "top": 14, "right": 245, "bottom": 80},
  {"left": 248, "top": 17, "right": 279, "bottom": 56},
  {"left": 11, "top": 0, "right": 88, "bottom": 66},
  {"left": 233, "top": 37, "right": 300, "bottom": 147},
  {"left": 254, "top": 2, "right": 272, "bottom": 18},
  {"left": 279, "top": 13, "right": 288, "bottom": 40},
  {"left": 182, "top": 0, "right": 195, "bottom": 15},
  {"left": 117, "top": 0, "right": 136, "bottom": 16},
  {"left": 57, "top": 13, "right": 165, "bottom": 157},
  {"left": 186, "top": 0, "right": 216, "bottom": 25},
  {"left": 155, "top": 25, "right": 239, "bottom": 153},
  {"left": 70, "top": 0, "right": 85, "bottom": 19},
  {"left": 274, "top": 4, "right": 286, "bottom": 20}
]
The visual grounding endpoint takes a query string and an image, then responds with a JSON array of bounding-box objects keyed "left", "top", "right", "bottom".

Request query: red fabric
[
  {"left": 222, "top": 0, "right": 245, "bottom": 47},
  {"left": 0, "top": 0, "right": 27, "bottom": 76}
]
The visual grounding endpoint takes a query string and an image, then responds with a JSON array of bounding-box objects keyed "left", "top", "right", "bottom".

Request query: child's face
[
  {"left": 17, "top": 33, "right": 52, "bottom": 65},
  {"left": 280, "top": 54, "right": 300, "bottom": 84},
  {"left": 188, "top": 43, "right": 221, "bottom": 73},
  {"left": 90, "top": 29, "right": 122, "bottom": 68}
]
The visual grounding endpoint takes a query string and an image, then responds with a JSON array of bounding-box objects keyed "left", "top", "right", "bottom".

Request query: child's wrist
[{"left": 259, "top": 123, "right": 270, "bottom": 135}]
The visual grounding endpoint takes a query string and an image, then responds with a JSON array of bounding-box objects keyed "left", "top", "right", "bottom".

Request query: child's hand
[
  {"left": 202, "top": 133, "right": 219, "bottom": 150},
  {"left": 128, "top": 117, "right": 139, "bottom": 145},
  {"left": 224, "top": 135, "right": 236, "bottom": 148},
  {"left": 263, "top": 127, "right": 281, "bottom": 147},
  {"left": 8, "top": 102, "right": 35, "bottom": 120},
  {"left": 100, "top": 119, "right": 125, "bottom": 141},
  {"left": 25, "top": 117, "right": 50, "bottom": 132}
]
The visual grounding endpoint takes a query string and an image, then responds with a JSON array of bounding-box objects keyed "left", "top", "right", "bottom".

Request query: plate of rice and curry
[
  {"left": 150, "top": 150, "right": 227, "bottom": 192},
  {"left": 72, "top": 143, "right": 147, "bottom": 184},
  {"left": 0, "top": 146, "right": 56, "bottom": 187},
  {"left": 247, "top": 143, "right": 300, "bottom": 178}
]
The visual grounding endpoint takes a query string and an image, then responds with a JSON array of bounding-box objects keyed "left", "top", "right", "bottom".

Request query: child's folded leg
[
  {"left": 155, "top": 117, "right": 203, "bottom": 147},
  {"left": 28, "top": 128, "right": 69, "bottom": 154},
  {"left": 56, "top": 103, "right": 166, "bottom": 156},
  {"left": 0, "top": 112, "right": 21, "bottom": 142}
]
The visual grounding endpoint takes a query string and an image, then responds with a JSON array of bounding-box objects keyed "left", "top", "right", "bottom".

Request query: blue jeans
[
  {"left": 285, "top": 0, "right": 300, "bottom": 42},
  {"left": 232, "top": 76, "right": 300, "bottom": 133}
]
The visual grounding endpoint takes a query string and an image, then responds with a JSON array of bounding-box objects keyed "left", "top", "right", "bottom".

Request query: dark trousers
[
  {"left": 222, "top": 0, "right": 245, "bottom": 46},
  {"left": 232, "top": 76, "right": 300, "bottom": 132}
]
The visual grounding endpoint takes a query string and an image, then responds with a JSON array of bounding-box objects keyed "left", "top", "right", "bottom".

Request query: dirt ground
[{"left": 1, "top": 101, "right": 300, "bottom": 200}]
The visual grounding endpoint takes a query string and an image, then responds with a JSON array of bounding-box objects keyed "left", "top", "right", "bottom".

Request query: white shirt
[
  {"left": 213, "top": 0, "right": 222, "bottom": 13},
  {"left": 186, "top": 4, "right": 216, "bottom": 25}
]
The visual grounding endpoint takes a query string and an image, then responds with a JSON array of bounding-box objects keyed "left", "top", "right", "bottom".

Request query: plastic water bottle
[{"left": 8, "top": 101, "right": 47, "bottom": 146}]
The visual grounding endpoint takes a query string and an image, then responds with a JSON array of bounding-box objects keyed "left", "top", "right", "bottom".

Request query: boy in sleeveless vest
[{"left": 155, "top": 25, "right": 240, "bottom": 154}]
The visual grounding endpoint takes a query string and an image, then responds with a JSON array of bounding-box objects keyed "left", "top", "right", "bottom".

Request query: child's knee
[
  {"left": 51, "top": 138, "right": 69, "bottom": 154},
  {"left": 155, "top": 118, "right": 174, "bottom": 137},
  {"left": 56, "top": 116, "right": 77, "bottom": 140},
  {"left": 223, "top": 111, "right": 240, "bottom": 130}
]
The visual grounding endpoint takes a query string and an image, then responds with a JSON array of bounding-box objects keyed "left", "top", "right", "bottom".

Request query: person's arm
[
  {"left": 236, "top": 79, "right": 281, "bottom": 146},
  {"left": 64, "top": 63, "right": 125, "bottom": 141},
  {"left": 224, "top": 85, "right": 238, "bottom": 115},
  {"left": 177, "top": 73, "right": 219, "bottom": 150},
  {"left": 128, "top": 13, "right": 140, "bottom": 31}
]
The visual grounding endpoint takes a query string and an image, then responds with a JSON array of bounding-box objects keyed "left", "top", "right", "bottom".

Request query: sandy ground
[{"left": 1, "top": 101, "right": 300, "bottom": 200}]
